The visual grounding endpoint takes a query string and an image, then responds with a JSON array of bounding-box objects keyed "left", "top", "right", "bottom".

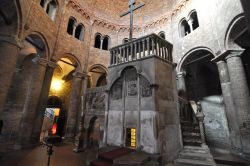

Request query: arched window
[
  {"left": 94, "top": 34, "right": 101, "bottom": 48},
  {"left": 75, "top": 24, "right": 85, "bottom": 41},
  {"left": 67, "top": 17, "right": 76, "bottom": 35},
  {"left": 40, "top": 0, "right": 45, "bottom": 7},
  {"left": 102, "top": 36, "right": 110, "bottom": 50},
  {"left": 180, "top": 19, "right": 191, "bottom": 37},
  {"left": 158, "top": 31, "right": 165, "bottom": 39},
  {"left": 123, "top": 38, "right": 129, "bottom": 43},
  {"left": 46, "top": 0, "right": 57, "bottom": 21},
  {"left": 189, "top": 11, "right": 199, "bottom": 30}
]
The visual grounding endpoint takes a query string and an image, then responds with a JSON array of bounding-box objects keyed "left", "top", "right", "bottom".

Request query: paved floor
[{"left": 0, "top": 143, "right": 98, "bottom": 166}]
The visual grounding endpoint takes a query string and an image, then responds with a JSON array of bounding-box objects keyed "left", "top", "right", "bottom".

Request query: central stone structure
[{"left": 104, "top": 34, "right": 182, "bottom": 162}]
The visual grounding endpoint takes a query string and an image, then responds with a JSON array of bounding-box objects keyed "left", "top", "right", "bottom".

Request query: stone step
[
  {"left": 183, "top": 132, "right": 201, "bottom": 137},
  {"left": 182, "top": 128, "right": 200, "bottom": 133},
  {"left": 182, "top": 146, "right": 210, "bottom": 154},
  {"left": 183, "top": 133, "right": 201, "bottom": 140},
  {"left": 179, "top": 151, "right": 214, "bottom": 161},
  {"left": 175, "top": 158, "right": 216, "bottom": 166},
  {"left": 183, "top": 138, "right": 202, "bottom": 146}
]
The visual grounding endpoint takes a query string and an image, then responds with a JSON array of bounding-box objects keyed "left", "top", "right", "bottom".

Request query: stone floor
[{"left": 0, "top": 143, "right": 98, "bottom": 166}]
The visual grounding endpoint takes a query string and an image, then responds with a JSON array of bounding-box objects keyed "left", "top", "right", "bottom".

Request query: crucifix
[{"left": 120, "top": 0, "right": 145, "bottom": 41}]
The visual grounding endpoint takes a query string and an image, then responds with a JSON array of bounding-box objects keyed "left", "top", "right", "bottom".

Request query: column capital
[
  {"left": 73, "top": 71, "right": 87, "bottom": 79},
  {"left": 37, "top": 58, "right": 48, "bottom": 67},
  {"left": 177, "top": 71, "right": 186, "bottom": 78},
  {"left": 212, "top": 49, "right": 245, "bottom": 62},
  {"left": 225, "top": 49, "right": 245, "bottom": 60},
  {"left": 47, "top": 61, "right": 59, "bottom": 69}
]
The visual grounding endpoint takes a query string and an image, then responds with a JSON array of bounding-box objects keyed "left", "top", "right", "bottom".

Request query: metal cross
[{"left": 120, "top": 0, "right": 145, "bottom": 41}]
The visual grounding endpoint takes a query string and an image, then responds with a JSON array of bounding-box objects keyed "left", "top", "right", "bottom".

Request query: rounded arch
[
  {"left": 225, "top": 13, "right": 247, "bottom": 50},
  {"left": 24, "top": 32, "right": 50, "bottom": 58},
  {"left": 102, "top": 35, "right": 110, "bottom": 50},
  {"left": 54, "top": 53, "right": 83, "bottom": 72},
  {"left": 88, "top": 64, "right": 108, "bottom": 73},
  {"left": 188, "top": 10, "right": 199, "bottom": 30},
  {"left": 46, "top": 0, "right": 58, "bottom": 21},
  {"left": 67, "top": 17, "right": 77, "bottom": 35},
  {"left": 187, "top": 9, "right": 198, "bottom": 20},
  {"left": 177, "top": 47, "right": 215, "bottom": 72},
  {"left": 158, "top": 31, "right": 166, "bottom": 39},
  {"left": 94, "top": 33, "right": 102, "bottom": 48},
  {"left": 179, "top": 18, "right": 190, "bottom": 37},
  {"left": 75, "top": 23, "right": 85, "bottom": 41},
  {"left": 88, "top": 64, "right": 108, "bottom": 87}
]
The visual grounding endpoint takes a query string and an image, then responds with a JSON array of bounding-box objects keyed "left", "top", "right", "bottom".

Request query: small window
[
  {"left": 46, "top": 0, "right": 57, "bottom": 21},
  {"left": 40, "top": 0, "right": 45, "bottom": 7},
  {"left": 180, "top": 19, "right": 191, "bottom": 37},
  {"left": 75, "top": 24, "right": 84, "bottom": 41},
  {"left": 190, "top": 11, "right": 199, "bottom": 30},
  {"left": 123, "top": 38, "right": 129, "bottom": 43},
  {"left": 102, "top": 36, "right": 110, "bottom": 50},
  {"left": 67, "top": 17, "right": 76, "bottom": 35},
  {"left": 159, "top": 32, "right": 165, "bottom": 39},
  {"left": 94, "top": 34, "right": 101, "bottom": 48}
]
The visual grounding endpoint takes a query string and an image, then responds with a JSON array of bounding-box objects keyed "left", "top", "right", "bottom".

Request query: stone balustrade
[{"left": 109, "top": 33, "right": 173, "bottom": 66}]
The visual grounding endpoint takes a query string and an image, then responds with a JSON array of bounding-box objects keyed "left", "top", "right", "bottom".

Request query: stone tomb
[{"left": 104, "top": 34, "right": 182, "bottom": 162}]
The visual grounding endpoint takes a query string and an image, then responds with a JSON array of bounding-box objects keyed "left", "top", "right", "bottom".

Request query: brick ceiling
[{"left": 79, "top": 0, "right": 179, "bottom": 25}]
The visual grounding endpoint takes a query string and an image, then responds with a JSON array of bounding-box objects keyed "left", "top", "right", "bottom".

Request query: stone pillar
[
  {"left": 16, "top": 58, "right": 48, "bottom": 147},
  {"left": 188, "top": 20, "right": 193, "bottom": 32},
  {"left": 0, "top": 36, "right": 21, "bottom": 113},
  {"left": 31, "top": 61, "right": 58, "bottom": 142},
  {"left": 147, "top": 37, "right": 150, "bottom": 56},
  {"left": 73, "top": 76, "right": 88, "bottom": 152},
  {"left": 65, "top": 72, "right": 85, "bottom": 140},
  {"left": 177, "top": 72, "right": 188, "bottom": 121},
  {"left": 226, "top": 50, "right": 250, "bottom": 154},
  {"left": 135, "top": 42, "right": 138, "bottom": 60},
  {"left": 142, "top": 39, "right": 145, "bottom": 58},
  {"left": 151, "top": 37, "right": 156, "bottom": 55},
  {"left": 216, "top": 60, "right": 242, "bottom": 153}
]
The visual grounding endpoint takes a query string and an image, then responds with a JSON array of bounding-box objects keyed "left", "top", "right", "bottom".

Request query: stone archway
[
  {"left": 223, "top": 14, "right": 250, "bottom": 154},
  {"left": 178, "top": 49, "right": 231, "bottom": 150},
  {"left": 0, "top": 33, "right": 50, "bottom": 146},
  {"left": 88, "top": 65, "right": 107, "bottom": 88}
]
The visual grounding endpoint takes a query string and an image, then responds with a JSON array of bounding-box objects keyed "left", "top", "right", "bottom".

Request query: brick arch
[
  {"left": 225, "top": 13, "right": 247, "bottom": 50},
  {"left": 53, "top": 53, "right": 83, "bottom": 72},
  {"left": 177, "top": 47, "right": 215, "bottom": 72}
]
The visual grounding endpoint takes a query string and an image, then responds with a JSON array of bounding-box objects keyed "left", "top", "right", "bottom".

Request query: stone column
[
  {"left": 147, "top": 37, "right": 150, "bottom": 56},
  {"left": 134, "top": 42, "right": 137, "bottom": 60},
  {"left": 0, "top": 36, "right": 21, "bottom": 113},
  {"left": 216, "top": 60, "right": 242, "bottom": 152},
  {"left": 65, "top": 72, "right": 85, "bottom": 140},
  {"left": 16, "top": 58, "right": 48, "bottom": 147},
  {"left": 142, "top": 39, "right": 145, "bottom": 58},
  {"left": 188, "top": 19, "right": 193, "bottom": 32},
  {"left": 31, "top": 61, "right": 58, "bottom": 142},
  {"left": 73, "top": 76, "right": 88, "bottom": 152},
  {"left": 226, "top": 50, "right": 250, "bottom": 154},
  {"left": 177, "top": 72, "right": 188, "bottom": 121}
]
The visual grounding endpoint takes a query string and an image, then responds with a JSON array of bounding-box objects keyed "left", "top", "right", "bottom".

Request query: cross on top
[{"left": 120, "top": 0, "right": 145, "bottom": 41}]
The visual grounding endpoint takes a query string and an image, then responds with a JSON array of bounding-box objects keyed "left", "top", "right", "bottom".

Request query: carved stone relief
[
  {"left": 140, "top": 76, "right": 152, "bottom": 97},
  {"left": 111, "top": 78, "right": 123, "bottom": 100}
]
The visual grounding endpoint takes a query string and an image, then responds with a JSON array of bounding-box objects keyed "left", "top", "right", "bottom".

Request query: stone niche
[{"left": 105, "top": 56, "right": 182, "bottom": 162}]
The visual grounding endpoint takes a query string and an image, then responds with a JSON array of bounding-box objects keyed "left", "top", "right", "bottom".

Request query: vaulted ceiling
[{"left": 79, "top": 0, "right": 180, "bottom": 25}]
